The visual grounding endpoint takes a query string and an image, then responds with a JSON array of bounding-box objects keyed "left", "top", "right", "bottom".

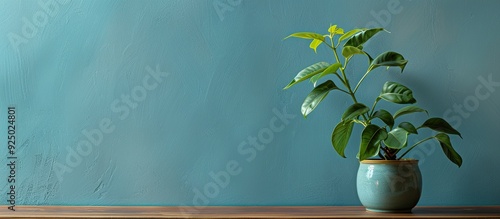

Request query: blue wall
[{"left": 1, "top": 0, "right": 499, "bottom": 207}]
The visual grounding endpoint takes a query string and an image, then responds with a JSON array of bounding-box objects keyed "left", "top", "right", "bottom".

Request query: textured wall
[{"left": 1, "top": 0, "right": 499, "bottom": 207}]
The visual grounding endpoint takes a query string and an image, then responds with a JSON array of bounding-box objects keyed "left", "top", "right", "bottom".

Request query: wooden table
[{"left": 0, "top": 206, "right": 499, "bottom": 218}]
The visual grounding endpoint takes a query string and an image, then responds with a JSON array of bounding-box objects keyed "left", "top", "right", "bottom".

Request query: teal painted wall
[{"left": 1, "top": 0, "right": 499, "bottom": 207}]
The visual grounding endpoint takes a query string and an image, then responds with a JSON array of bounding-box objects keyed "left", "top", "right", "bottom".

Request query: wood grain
[{"left": 0, "top": 206, "right": 499, "bottom": 218}]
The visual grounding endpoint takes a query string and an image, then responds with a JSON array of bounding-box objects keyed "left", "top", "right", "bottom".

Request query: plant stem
[
  {"left": 337, "top": 89, "right": 351, "bottom": 95},
  {"left": 369, "top": 98, "right": 380, "bottom": 117},
  {"left": 333, "top": 73, "right": 345, "bottom": 85},
  {"left": 331, "top": 44, "right": 369, "bottom": 122},
  {"left": 322, "top": 40, "right": 366, "bottom": 112},
  {"left": 353, "top": 70, "right": 371, "bottom": 94},
  {"left": 380, "top": 146, "right": 395, "bottom": 160},
  {"left": 398, "top": 136, "right": 434, "bottom": 159}
]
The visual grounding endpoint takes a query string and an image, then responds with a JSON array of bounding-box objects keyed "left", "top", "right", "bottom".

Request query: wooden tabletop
[{"left": 0, "top": 206, "right": 499, "bottom": 218}]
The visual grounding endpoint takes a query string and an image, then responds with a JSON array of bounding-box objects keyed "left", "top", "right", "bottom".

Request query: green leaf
[
  {"left": 331, "top": 120, "right": 354, "bottom": 158},
  {"left": 434, "top": 133, "right": 462, "bottom": 167},
  {"left": 394, "top": 105, "right": 428, "bottom": 119},
  {"left": 284, "top": 32, "right": 325, "bottom": 41},
  {"left": 342, "top": 103, "right": 369, "bottom": 121},
  {"left": 359, "top": 125, "right": 388, "bottom": 160},
  {"left": 420, "top": 118, "right": 462, "bottom": 138},
  {"left": 368, "top": 51, "right": 408, "bottom": 73},
  {"left": 398, "top": 122, "right": 418, "bottom": 134},
  {"left": 284, "top": 62, "right": 330, "bottom": 89},
  {"left": 310, "top": 63, "right": 342, "bottom": 86},
  {"left": 384, "top": 128, "right": 408, "bottom": 149},
  {"left": 328, "top": 25, "right": 337, "bottom": 36},
  {"left": 309, "top": 74, "right": 322, "bottom": 87},
  {"left": 341, "top": 46, "right": 366, "bottom": 59},
  {"left": 337, "top": 28, "right": 364, "bottom": 45},
  {"left": 344, "top": 28, "right": 384, "bottom": 48},
  {"left": 372, "top": 110, "right": 394, "bottom": 129},
  {"left": 309, "top": 39, "right": 323, "bottom": 53},
  {"left": 379, "top": 81, "right": 416, "bottom": 104},
  {"left": 301, "top": 80, "right": 339, "bottom": 117},
  {"left": 328, "top": 25, "right": 344, "bottom": 37}
]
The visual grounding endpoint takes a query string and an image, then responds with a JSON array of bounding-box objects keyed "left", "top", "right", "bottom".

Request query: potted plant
[{"left": 283, "top": 25, "right": 462, "bottom": 212}]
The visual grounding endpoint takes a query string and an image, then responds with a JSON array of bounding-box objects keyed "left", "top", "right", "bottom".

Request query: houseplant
[{"left": 283, "top": 25, "right": 462, "bottom": 212}]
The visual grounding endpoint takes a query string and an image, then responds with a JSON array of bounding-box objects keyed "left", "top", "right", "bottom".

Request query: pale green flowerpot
[{"left": 356, "top": 159, "right": 422, "bottom": 213}]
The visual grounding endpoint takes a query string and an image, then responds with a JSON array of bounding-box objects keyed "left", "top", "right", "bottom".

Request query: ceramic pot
[{"left": 356, "top": 159, "right": 422, "bottom": 213}]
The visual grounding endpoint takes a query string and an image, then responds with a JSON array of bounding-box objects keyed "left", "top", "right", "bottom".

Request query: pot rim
[{"left": 360, "top": 159, "right": 418, "bottom": 164}]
